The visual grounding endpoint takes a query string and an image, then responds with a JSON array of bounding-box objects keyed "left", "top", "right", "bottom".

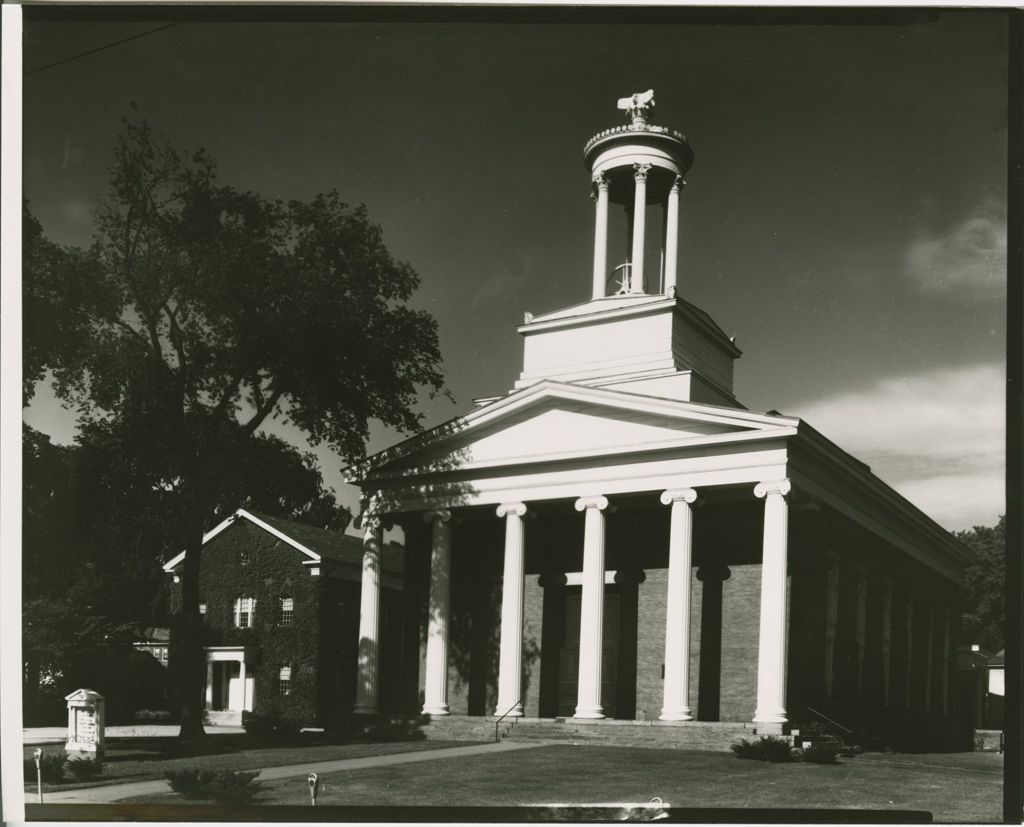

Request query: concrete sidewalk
[
  {"left": 33, "top": 740, "right": 549, "bottom": 804},
  {"left": 23, "top": 724, "right": 245, "bottom": 745}
]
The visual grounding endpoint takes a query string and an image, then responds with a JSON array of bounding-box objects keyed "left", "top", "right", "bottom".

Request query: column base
[
  {"left": 352, "top": 705, "right": 380, "bottom": 716},
  {"left": 421, "top": 704, "right": 450, "bottom": 716},
  {"left": 753, "top": 721, "right": 788, "bottom": 735},
  {"left": 573, "top": 706, "right": 605, "bottom": 720},
  {"left": 495, "top": 703, "right": 523, "bottom": 718},
  {"left": 659, "top": 709, "right": 694, "bottom": 722}
]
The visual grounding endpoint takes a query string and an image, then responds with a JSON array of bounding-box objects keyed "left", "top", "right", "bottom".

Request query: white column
[
  {"left": 824, "top": 555, "right": 840, "bottom": 699},
  {"left": 753, "top": 479, "right": 791, "bottom": 731},
  {"left": 904, "top": 600, "right": 914, "bottom": 708},
  {"left": 941, "top": 611, "right": 951, "bottom": 715},
  {"left": 591, "top": 173, "right": 610, "bottom": 300},
  {"left": 354, "top": 508, "right": 383, "bottom": 714},
  {"left": 663, "top": 176, "right": 682, "bottom": 296},
  {"left": 205, "top": 662, "right": 213, "bottom": 710},
  {"left": 856, "top": 570, "right": 868, "bottom": 697},
  {"left": 422, "top": 509, "right": 452, "bottom": 716},
  {"left": 496, "top": 502, "right": 528, "bottom": 716},
  {"left": 924, "top": 608, "right": 934, "bottom": 712},
  {"left": 660, "top": 488, "right": 698, "bottom": 721},
  {"left": 574, "top": 495, "right": 609, "bottom": 719},
  {"left": 238, "top": 659, "right": 247, "bottom": 711},
  {"left": 881, "top": 578, "right": 893, "bottom": 707},
  {"left": 629, "top": 164, "right": 651, "bottom": 293}
]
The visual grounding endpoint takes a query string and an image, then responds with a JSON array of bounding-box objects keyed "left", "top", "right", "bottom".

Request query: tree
[
  {"left": 956, "top": 515, "right": 1005, "bottom": 652},
  {"left": 24, "top": 116, "right": 448, "bottom": 738}
]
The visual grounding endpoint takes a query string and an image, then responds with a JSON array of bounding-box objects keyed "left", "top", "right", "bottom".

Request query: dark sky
[{"left": 21, "top": 9, "right": 1009, "bottom": 530}]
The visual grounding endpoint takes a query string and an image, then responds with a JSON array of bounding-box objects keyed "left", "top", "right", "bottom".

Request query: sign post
[
  {"left": 307, "top": 772, "right": 320, "bottom": 806},
  {"left": 33, "top": 748, "right": 42, "bottom": 803}
]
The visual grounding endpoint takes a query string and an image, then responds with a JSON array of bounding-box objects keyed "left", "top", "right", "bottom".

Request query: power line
[{"left": 26, "top": 22, "right": 180, "bottom": 76}]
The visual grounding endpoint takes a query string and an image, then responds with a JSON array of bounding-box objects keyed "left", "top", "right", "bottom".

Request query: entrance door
[{"left": 557, "top": 588, "right": 620, "bottom": 717}]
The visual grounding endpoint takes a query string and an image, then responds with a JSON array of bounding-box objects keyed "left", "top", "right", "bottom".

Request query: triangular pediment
[{"left": 359, "top": 381, "right": 797, "bottom": 479}]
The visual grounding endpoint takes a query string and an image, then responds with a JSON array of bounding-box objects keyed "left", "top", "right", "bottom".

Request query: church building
[{"left": 347, "top": 92, "right": 972, "bottom": 748}]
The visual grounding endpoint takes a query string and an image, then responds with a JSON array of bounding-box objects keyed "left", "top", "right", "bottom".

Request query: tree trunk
[{"left": 177, "top": 475, "right": 208, "bottom": 741}]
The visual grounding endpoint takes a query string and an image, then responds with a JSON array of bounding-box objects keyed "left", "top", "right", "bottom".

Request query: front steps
[{"left": 420, "top": 714, "right": 760, "bottom": 752}]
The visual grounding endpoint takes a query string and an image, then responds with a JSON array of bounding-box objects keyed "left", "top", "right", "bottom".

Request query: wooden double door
[{"left": 556, "top": 589, "right": 621, "bottom": 717}]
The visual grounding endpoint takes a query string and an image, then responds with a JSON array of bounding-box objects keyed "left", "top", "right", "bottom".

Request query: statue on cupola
[{"left": 583, "top": 90, "right": 694, "bottom": 299}]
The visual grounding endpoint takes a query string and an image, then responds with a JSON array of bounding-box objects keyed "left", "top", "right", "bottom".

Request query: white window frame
[
  {"left": 279, "top": 665, "right": 291, "bottom": 695},
  {"left": 279, "top": 596, "right": 294, "bottom": 627},
  {"left": 233, "top": 596, "right": 256, "bottom": 628}
]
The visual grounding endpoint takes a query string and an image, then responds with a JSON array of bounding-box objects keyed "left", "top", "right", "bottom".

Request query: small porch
[{"left": 203, "top": 646, "right": 259, "bottom": 726}]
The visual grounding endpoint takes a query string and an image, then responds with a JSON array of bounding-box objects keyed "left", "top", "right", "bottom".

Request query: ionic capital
[
  {"left": 670, "top": 175, "right": 685, "bottom": 193},
  {"left": 423, "top": 508, "right": 452, "bottom": 525},
  {"left": 591, "top": 171, "right": 609, "bottom": 192},
  {"left": 496, "top": 502, "right": 528, "bottom": 519},
  {"left": 574, "top": 495, "right": 609, "bottom": 512},
  {"left": 633, "top": 163, "right": 652, "bottom": 182},
  {"left": 754, "top": 479, "right": 791, "bottom": 499},
  {"left": 660, "top": 488, "right": 699, "bottom": 506}
]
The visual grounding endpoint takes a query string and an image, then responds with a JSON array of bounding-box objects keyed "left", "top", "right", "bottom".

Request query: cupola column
[
  {"left": 353, "top": 505, "right": 383, "bottom": 714},
  {"left": 663, "top": 176, "right": 683, "bottom": 295},
  {"left": 422, "top": 509, "right": 452, "bottom": 716},
  {"left": 591, "top": 174, "right": 610, "bottom": 300},
  {"left": 753, "top": 479, "right": 791, "bottom": 732},
  {"left": 630, "top": 164, "right": 651, "bottom": 293},
  {"left": 574, "top": 495, "right": 610, "bottom": 719},
  {"left": 495, "top": 502, "right": 528, "bottom": 717}
]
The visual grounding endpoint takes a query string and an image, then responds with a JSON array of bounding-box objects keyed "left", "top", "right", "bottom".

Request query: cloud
[
  {"left": 789, "top": 362, "right": 1004, "bottom": 531},
  {"left": 904, "top": 199, "right": 1006, "bottom": 301}
]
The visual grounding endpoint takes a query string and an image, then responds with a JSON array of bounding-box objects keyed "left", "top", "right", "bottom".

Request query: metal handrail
[
  {"left": 494, "top": 700, "right": 522, "bottom": 743},
  {"left": 805, "top": 705, "right": 853, "bottom": 734}
]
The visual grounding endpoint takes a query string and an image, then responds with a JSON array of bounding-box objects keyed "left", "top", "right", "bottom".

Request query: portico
[{"left": 345, "top": 91, "right": 970, "bottom": 747}]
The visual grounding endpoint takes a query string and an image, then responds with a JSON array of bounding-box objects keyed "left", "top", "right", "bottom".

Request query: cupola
[{"left": 515, "top": 91, "right": 743, "bottom": 408}]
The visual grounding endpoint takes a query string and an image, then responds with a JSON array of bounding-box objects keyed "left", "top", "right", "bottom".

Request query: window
[
  {"left": 239, "top": 550, "right": 250, "bottom": 566},
  {"left": 199, "top": 603, "right": 207, "bottom": 617},
  {"left": 279, "top": 597, "right": 294, "bottom": 627},
  {"left": 233, "top": 597, "right": 256, "bottom": 628},
  {"left": 157, "top": 647, "right": 168, "bottom": 666},
  {"left": 279, "top": 666, "right": 291, "bottom": 695}
]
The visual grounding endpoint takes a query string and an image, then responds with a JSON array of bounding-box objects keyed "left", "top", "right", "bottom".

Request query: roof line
[{"left": 162, "top": 508, "right": 321, "bottom": 572}]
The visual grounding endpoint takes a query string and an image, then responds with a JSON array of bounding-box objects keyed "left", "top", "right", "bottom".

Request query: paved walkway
[
  {"left": 34, "top": 741, "right": 549, "bottom": 804},
  {"left": 23, "top": 724, "right": 244, "bottom": 745}
]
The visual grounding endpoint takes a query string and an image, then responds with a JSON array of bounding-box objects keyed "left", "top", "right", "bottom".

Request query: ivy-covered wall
[{"left": 169, "top": 518, "right": 330, "bottom": 724}]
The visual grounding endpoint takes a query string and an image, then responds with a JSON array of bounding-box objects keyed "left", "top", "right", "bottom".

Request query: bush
[
  {"left": 731, "top": 736, "right": 797, "bottom": 763},
  {"left": 166, "top": 769, "right": 261, "bottom": 803},
  {"left": 799, "top": 743, "right": 841, "bottom": 764},
  {"left": 24, "top": 752, "right": 67, "bottom": 783},
  {"left": 134, "top": 709, "right": 174, "bottom": 723},
  {"left": 65, "top": 758, "right": 104, "bottom": 781},
  {"left": 242, "top": 712, "right": 302, "bottom": 743}
]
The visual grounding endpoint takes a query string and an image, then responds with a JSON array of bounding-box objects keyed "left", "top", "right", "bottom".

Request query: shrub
[
  {"left": 731, "top": 736, "right": 796, "bottom": 763},
  {"left": 65, "top": 758, "right": 104, "bottom": 781},
  {"left": 134, "top": 709, "right": 174, "bottom": 723},
  {"left": 242, "top": 712, "right": 302, "bottom": 743},
  {"left": 24, "top": 751, "right": 67, "bottom": 783},
  {"left": 799, "top": 743, "right": 841, "bottom": 764},
  {"left": 166, "top": 769, "right": 261, "bottom": 803}
]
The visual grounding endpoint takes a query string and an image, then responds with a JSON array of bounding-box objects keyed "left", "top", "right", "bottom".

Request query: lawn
[
  {"left": 23, "top": 734, "right": 469, "bottom": 791},
  {"left": 122, "top": 744, "right": 1005, "bottom": 822}
]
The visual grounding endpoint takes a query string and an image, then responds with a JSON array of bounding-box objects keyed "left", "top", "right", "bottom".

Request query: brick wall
[{"left": 719, "top": 564, "right": 766, "bottom": 722}]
